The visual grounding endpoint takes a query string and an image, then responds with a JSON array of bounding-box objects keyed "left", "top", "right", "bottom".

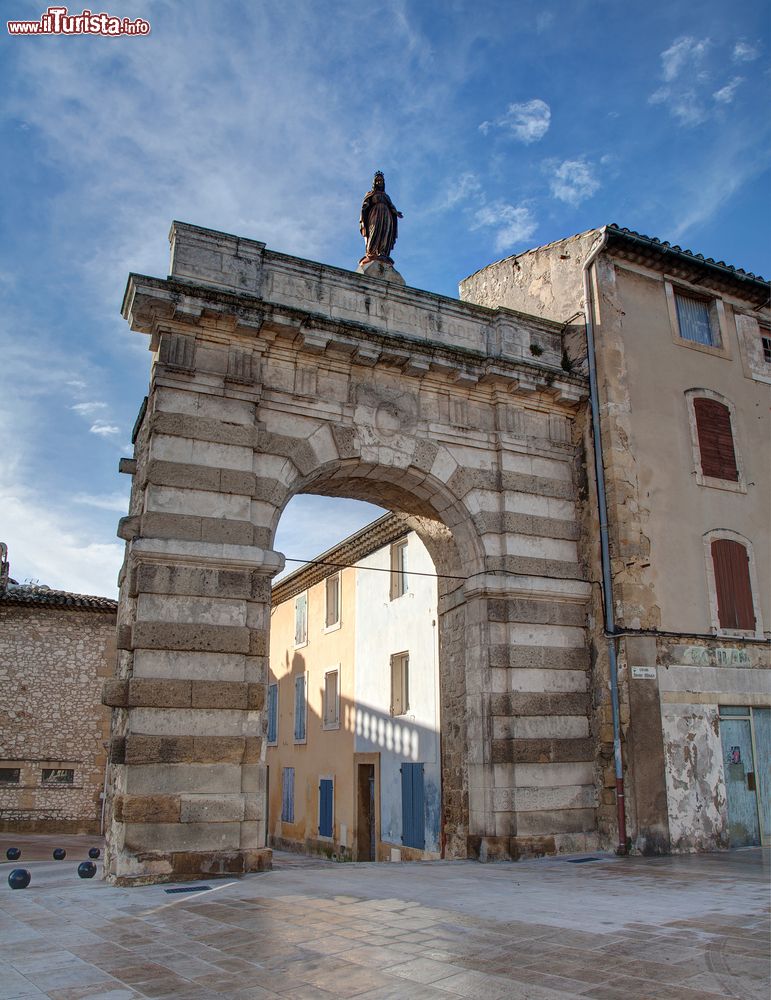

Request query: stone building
[
  {"left": 268, "top": 514, "right": 441, "bottom": 861},
  {"left": 460, "top": 224, "right": 771, "bottom": 852},
  {"left": 0, "top": 569, "right": 117, "bottom": 834}
]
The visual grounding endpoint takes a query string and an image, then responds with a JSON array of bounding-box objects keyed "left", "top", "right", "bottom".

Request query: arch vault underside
[{"left": 104, "top": 222, "right": 596, "bottom": 884}]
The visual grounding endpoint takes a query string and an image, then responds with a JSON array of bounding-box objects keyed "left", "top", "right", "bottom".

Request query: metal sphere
[
  {"left": 8, "top": 868, "right": 31, "bottom": 889},
  {"left": 52, "top": 848, "right": 66, "bottom": 860},
  {"left": 6, "top": 847, "right": 21, "bottom": 861},
  {"left": 77, "top": 861, "right": 97, "bottom": 879},
  {"left": 88, "top": 847, "right": 100, "bottom": 859}
]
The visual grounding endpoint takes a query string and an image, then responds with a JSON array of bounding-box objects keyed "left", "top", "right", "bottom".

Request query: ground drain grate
[
  {"left": 164, "top": 885, "right": 214, "bottom": 893},
  {"left": 564, "top": 858, "right": 601, "bottom": 864}
]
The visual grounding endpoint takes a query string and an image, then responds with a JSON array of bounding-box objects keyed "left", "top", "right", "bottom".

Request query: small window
[
  {"left": 390, "top": 539, "right": 408, "bottom": 599},
  {"left": 675, "top": 292, "right": 719, "bottom": 347},
  {"left": 42, "top": 768, "right": 74, "bottom": 785},
  {"left": 323, "top": 668, "right": 340, "bottom": 729},
  {"left": 325, "top": 573, "right": 340, "bottom": 629},
  {"left": 693, "top": 397, "right": 739, "bottom": 481},
  {"left": 0, "top": 768, "right": 20, "bottom": 784},
  {"left": 294, "top": 673, "right": 307, "bottom": 743},
  {"left": 712, "top": 540, "right": 756, "bottom": 632},
  {"left": 294, "top": 592, "right": 307, "bottom": 646},
  {"left": 391, "top": 652, "right": 410, "bottom": 716},
  {"left": 761, "top": 332, "right": 771, "bottom": 365},
  {"left": 281, "top": 767, "right": 295, "bottom": 823},
  {"left": 267, "top": 683, "right": 278, "bottom": 745}
]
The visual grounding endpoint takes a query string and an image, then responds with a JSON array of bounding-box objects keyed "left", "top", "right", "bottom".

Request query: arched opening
[{"left": 263, "top": 458, "right": 489, "bottom": 862}]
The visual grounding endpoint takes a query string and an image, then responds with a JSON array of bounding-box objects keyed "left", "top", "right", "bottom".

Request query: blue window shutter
[
  {"left": 401, "top": 763, "right": 425, "bottom": 849},
  {"left": 319, "top": 779, "right": 333, "bottom": 837},
  {"left": 267, "top": 684, "right": 277, "bottom": 743},
  {"left": 294, "top": 675, "right": 306, "bottom": 741},
  {"left": 282, "top": 767, "right": 294, "bottom": 823}
]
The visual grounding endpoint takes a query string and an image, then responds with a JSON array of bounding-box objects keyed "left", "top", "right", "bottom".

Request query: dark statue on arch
[{"left": 359, "top": 171, "right": 403, "bottom": 266}]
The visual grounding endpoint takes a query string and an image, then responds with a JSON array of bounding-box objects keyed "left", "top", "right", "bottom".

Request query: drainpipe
[{"left": 582, "top": 229, "right": 628, "bottom": 855}]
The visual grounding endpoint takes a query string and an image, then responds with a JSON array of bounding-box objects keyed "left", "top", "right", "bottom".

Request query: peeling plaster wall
[{"left": 662, "top": 705, "right": 727, "bottom": 852}]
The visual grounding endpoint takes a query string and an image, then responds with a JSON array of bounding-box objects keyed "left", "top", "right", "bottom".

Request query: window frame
[
  {"left": 390, "top": 651, "right": 410, "bottom": 717},
  {"left": 293, "top": 671, "right": 308, "bottom": 744},
  {"left": 665, "top": 280, "right": 730, "bottom": 358},
  {"left": 703, "top": 530, "right": 764, "bottom": 639},
  {"left": 323, "top": 666, "right": 340, "bottom": 730},
  {"left": 324, "top": 572, "right": 341, "bottom": 632},
  {"left": 41, "top": 767, "right": 75, "bottom": 785},
  {"left": 685, "top": 389, "right": 746, "bottom": 494},
  {"left": 390, "top": 538, "right": 408, "bottom": 600},
  {"left": 294, "top": 591, "right": 308, "bottom": 648},
  {"left": 266, "top": 682, "right": 279, "bottom": 746},
  {"left": 0, "top": 767, "right": 21, "bottom": 784}
]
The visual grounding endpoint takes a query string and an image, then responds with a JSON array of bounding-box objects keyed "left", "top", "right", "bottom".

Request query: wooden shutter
[
  {"left": 282, "top": 767, "right": 294, "bottom": 823},
  {"left": 694, "top": 398, "right": 738, "bottom": 481},
  {"left": 712, "top": 540, "right": 755, "bottom": 631},
  {"left": 319, "top": 779, "right": 333, "bottom": 837},
  {"left": 267, "top": 684, "right": 278, "bottom": 743},
  {"left": 401, "top": 763, "right": 425, "bottom": 849},
  {"left": 294, "top": 674, "right": 306, "bottom": 741}
]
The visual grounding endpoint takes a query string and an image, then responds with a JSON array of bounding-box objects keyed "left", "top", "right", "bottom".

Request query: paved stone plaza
[{"left": 0, "top": 836, "right": 768, "bottom": 999}]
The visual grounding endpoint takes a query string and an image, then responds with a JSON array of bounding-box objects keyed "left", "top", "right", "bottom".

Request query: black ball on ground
[
  {"left": 53, "top": 848, "right": 66, "bottom": 860},
  {"left": 8, "top": 868, "right": 30, "bottom": 889},
  {"left": 6, "top": 847, "right": 21, "bottom": 861},
  {"left": 88, "top": 847, "right": 100, "bottom": 859},
  {"left": 77, "top": 861, "right": 97, "bottom": 879}
]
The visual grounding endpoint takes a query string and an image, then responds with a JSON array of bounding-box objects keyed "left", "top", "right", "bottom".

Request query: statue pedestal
[{"left": 356, "top": 259, "right": 406, "bottom": 285}]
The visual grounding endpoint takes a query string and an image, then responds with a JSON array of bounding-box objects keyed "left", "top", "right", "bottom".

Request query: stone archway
[{"left": 104, "top": 222, "right": 594, "bottom": 884}]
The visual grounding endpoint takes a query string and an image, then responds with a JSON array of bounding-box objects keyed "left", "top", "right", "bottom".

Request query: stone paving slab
[{"left": 0, "top": 838, "right": 768, "bottom": 999}]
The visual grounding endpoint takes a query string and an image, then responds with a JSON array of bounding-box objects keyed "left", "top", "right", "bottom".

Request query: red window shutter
[
  {"left": 694, "top": 398, "right": 738, "bottom": 481},
  {"left": 712, "top": 540, "right": 755, "bottom": 630}
]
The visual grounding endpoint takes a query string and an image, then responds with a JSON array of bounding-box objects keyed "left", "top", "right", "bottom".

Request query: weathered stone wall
[
  {"left": 0, "top": 604, "right": 115, "bottom": 833},
  {"left": 106, "top": 222, "right": 597, "bottom": 883}
]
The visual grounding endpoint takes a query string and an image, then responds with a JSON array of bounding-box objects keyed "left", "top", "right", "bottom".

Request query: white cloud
[
  {"left": 660, "top": 36, "right": 711, "bottom": 82},
  {"left": 733, "top": 41, "right": 759, "bottom": 62},
  {"left": 713, "top": 77, "right": 744, "bottom": 105},
  {"left": 480, "top": 99, "right": 551, "bottom": 144},
  {"left": 72, "top": 401, "right": 107, "bottom": 416},
  {"left": 0, "top": 491, "right": 121, "bottom": 597},
  {"left": 89, "top": 421, "right": 121, "bottom": 437},
  {"left": 550, "top": 159, "right": 600, "bottom": 206},
  {"left": 471, "top": 203, "right": 537, "bottom": 252},
  {"left": 440, "top": 172, "right": 482, "bottom": 209},
  {"left": 535, "top": 11, "right": 554, "bottom": 33},
  {"left": 72, "top": 491, "right": 130, "bottom": 512}
]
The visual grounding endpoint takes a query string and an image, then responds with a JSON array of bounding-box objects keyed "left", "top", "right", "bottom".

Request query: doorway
[
  {"left": 355, "top": 757, "right": 379, "bottom": 861},
  {"left": 719, "top": 706, "right": 771, "bottom": 847}
]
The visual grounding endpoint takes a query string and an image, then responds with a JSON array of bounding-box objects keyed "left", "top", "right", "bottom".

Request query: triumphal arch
[{"left": 104, "top": 220, "right": 596, "bottom": 884}]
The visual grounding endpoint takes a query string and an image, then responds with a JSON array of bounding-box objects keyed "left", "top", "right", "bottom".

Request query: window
[
  {"left": 294, "top": 673, "right": 307, "bottom": 742},
  {"left": 390, "top": 652, "right": 409, "bottom": 716},
  {"left": 390, "top": 539, "right": 408, "bottom": 599},
  {"left": 325, "top": 573, "right": 340, "bottom": 629},
  {"left": 711, "top": 539, "right": 756, "bottom": 632},
  {"left": 693, "top": 397, "right": 739, "bottom": 481},
  {"left": 294, "top": 592, "right": 307, "bottom": 647},
  {"left": 267, "top": 683, "right": 278, "bottom": 745},
  {"left": 761, "top": 331, "right": 771, "bottom": 365},
  {"left": 675, "top": 291, "right": 719, "bottom": 347},
  {"left": 41, "top": 768, "right": 74, "bottom": 784},
  {"left": 318, "top": 777, "right": 334, "bottom": 838},
  {"left": 281, "top": 767, "right": 295, "bottom": 823},
  {"left": 0, "top": 768, "right": 20, "bottom": 784},
  {"left": 323, "top": 668, "right": 340, "bottom": 729}
]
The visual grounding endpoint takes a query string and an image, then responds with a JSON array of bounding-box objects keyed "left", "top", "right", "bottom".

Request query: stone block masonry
[{"left": 107, "top": 221, "right": 595, "bottom": 883}]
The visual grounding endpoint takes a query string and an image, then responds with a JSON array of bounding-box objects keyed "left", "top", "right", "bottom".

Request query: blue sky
[{"left": 1, "top": 0, "right": 769, "bottom": 596}]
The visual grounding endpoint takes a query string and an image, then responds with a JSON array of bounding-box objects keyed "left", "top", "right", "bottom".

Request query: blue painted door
[
  {"left": 752, "top": 708, "right": 770, "bottom": 846},
  {"left": 720, "top": 709, "right": 760, "bottom": 847},
  {"left": 401, "top": 763, "right": 425, "bottom": 849},
  {"left": 319, "top": 779, "right": 333, "bottom": 837}
]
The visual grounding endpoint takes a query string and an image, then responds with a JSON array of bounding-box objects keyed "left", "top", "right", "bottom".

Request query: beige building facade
[
  {"left": 267, "top": 515, "right": 441, "bottom": 861},
  {"left": 460, "top": 225, "right": 771, "bottom": 853},
  {"left": 0, "top": 577, "right": 117, "bottom": 834}
]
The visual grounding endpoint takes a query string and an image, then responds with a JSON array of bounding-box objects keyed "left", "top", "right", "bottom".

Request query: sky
[{"left": 1, "top": 0, "right": 769, "bottom": 597}]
